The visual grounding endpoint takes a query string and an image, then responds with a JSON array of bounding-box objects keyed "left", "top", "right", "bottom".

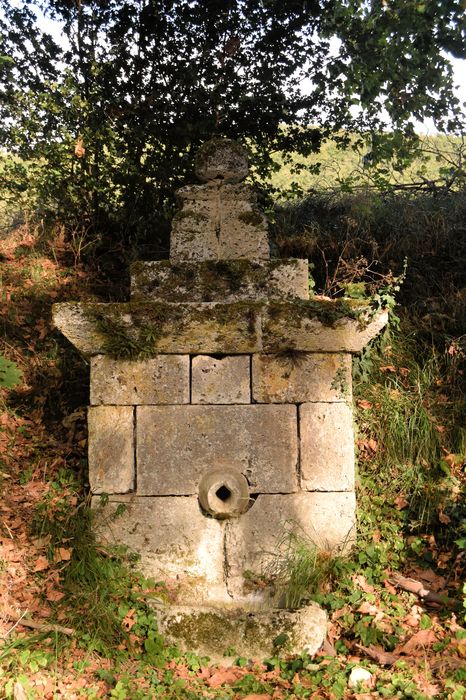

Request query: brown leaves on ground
[
  {"left": 206, "top": 666, "right": 247, "bottom": 688},
  {"left": 395, "top": 628, "right": 437, "bottom": 656}
]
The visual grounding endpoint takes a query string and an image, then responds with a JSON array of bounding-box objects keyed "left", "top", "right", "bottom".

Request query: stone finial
[{"left": 194, "top": 138, "right": 248, "bottom": 183}]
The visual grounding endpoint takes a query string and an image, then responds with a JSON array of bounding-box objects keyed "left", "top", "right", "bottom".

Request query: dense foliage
[{"left": 1, "top": 0, "right": 466, "bottom": 252}]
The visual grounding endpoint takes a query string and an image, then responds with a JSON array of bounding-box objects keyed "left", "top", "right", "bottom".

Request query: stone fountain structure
[{"left": 53, "top": 139, "right": 387, "bottom": 658}]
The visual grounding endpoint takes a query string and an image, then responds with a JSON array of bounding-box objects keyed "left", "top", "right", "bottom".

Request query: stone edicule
[{"left": 53, "top": 138, "right": 387, "bottom": 656}]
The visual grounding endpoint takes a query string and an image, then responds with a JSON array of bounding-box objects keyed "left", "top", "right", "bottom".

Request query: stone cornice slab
[{"left": 52, "top": 300, "right": 388, "bottom": 357}]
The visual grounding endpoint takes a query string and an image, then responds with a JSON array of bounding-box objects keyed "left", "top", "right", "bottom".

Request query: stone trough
[{"left": 53, "top": 139, "right": 387, "bottom": 658}]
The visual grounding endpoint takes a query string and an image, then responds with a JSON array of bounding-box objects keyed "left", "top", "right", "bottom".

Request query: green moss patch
[{"left": 130, "top": 259, "right": 300, "bottom": 302}]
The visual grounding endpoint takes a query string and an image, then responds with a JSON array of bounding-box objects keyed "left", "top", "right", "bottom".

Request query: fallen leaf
[
  {"left": 207, "top": 667, "right": 245, "bottom": 688},
  {"left": 382, "top": 578, "right": 397, "bottom": 595},
  {"left": 438, "top": 510, "right": 451, "bottom": 524},
  {"left": 318, "top": 638, "right": 337, "bottom": 656},
  {"left": 46, "top": 589, "right": 65, "bottom": 602},
  {"left": 357, "top": 601, "right": 384, "bottom": 621},
  {"left": 54, "top": 547, "right": 72, "bottom": 562},
  {"left": 357, "top": 399, "right": 373, "bottom": 410},
  {"left": 353, "top": 574, "right": 375, "bottom": 594},
  {"left": 33, "top": 555, "right": 50, "bottom": 572},
  {"left": 380, "top": 365, "right": 396, "bottom": 373},
  {"left": 394, "top": 495, "right": 408, "bottom": 510},
  {"left": 241, "top": 696, "right": 272, "bottom": 700},
  {"left": 396, "top": 629, "right": 436, "bottom": 655}
]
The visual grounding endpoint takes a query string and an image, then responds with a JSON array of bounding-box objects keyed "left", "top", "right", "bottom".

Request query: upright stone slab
[
  {"left": 88, "top": 406, "right": 134, "bottom": 493},
  {"left": 191, "top": 355, "right": 251, "bottom": 404},
  {"left": 53, "top": 137, "right": 388, "bottom": 659},
  {"left": 136, "top": 404, "right": 299, "bottom": 495},
  {"left": 90, "top": 355, "right": 190, "bottom": 405}
]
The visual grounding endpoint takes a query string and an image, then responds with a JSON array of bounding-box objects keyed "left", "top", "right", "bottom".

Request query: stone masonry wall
[{"left": 90, "top": 349, "right": 356, "bottom": 605}]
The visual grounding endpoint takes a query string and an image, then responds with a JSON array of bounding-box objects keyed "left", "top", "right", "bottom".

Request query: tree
[{"left": 1, "top": 0, "right": 465, "bottom": 253}]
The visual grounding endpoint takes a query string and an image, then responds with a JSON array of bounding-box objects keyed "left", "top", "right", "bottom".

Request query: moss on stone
[
  {"left": 172, "top": 208, "right": 208, "bottom": 224},
  {"left": 238, "top": 210, "right": 264, "bottom": 227},
  {"left": 160, "top": 608, "right": 296, "bottom": 654},
  {"left": 268, "top": 298, "right": 367, "bottom": 328},
  {"left": 84, "top": 301, "right": 262, "bottom": 358},
  {"left": 87, "top": 302, "right": 184, "bottom": 359},
  {"left": 132, "top": 260, "right": 273, "bottom": 302}
]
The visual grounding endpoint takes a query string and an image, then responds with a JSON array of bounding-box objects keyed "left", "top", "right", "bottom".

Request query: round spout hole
[{"left": 216, "top": 485, "right": 232, "bottom": 502}]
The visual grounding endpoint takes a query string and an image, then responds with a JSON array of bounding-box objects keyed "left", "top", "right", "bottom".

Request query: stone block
[
  {"left": 191, "top": 355, "right": 250, "bottom": 404},
  {"left": 130, "top": 259, "right": 309, "bottom": 303},
  {"left": 92, "top": 495, "right": 227, "bottom": 604},
  {"left": 194, "top": 138, "right": 249, "bottom": 183},
  {"left": 52, "top": 301, "right": 262, "bottom": 356},
  {"left": 170, "top": 183, "right": 269, "bottom": 262},
  {"left": 88, "top": 406, "right": 134, "bottom": 493},
  {"left": 90, "top": 355, "right": 189, "bottom": 405},
  {"left": 299, "top": 402, "right": 355, "bottom": 491},
  {"left": 252, "top": 353, "right": 352, "bottom": 403},
  {"left": 156, "top": 603, "right": 327, "bottom": 660},
  {"left": 263, "top": 301, "right": 389, "bottom": 352},
  {"left": 136, "top": 405, "right": 298, "bottom": 495},
  {"left": 268, "top": 258, "right": 309, "bottom": 300},
  {"left": 170, "top": 198, "right": 219, "bottom": 261},
  {"left": 225, "top": 493, "right": 356, "bottom": 599},
  {"left": 216, "top": 198, "right": 270, "bottom": 260}
]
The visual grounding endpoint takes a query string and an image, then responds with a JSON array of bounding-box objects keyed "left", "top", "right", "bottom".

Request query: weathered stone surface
[
  {"left": 92, "top": 495, "right": 227, "bottom": 604},
  {"left": 170, "top": 183, "right": 269, "bottom": 262},
  {"left": 130, "top": 259, "right": 309, "bottom": 302},
  {"left": 268, "top": 258, "right": 309, "bottom": 301},
  {"left": 170, "top": 197, "right": 219, "bottom": 261},
  {"left": 252, "top": 353, "right": 352, "bottom": 403},
  {"left": 263, "top": 301, "right": 389, "bottom": 353},
  {"left": 54, "top": 300, "right": 388, "bottom": 357},
  {"left": 225, "top": 493, "right": 356, "bottom": 599},
  {"left": 88, "top": 406, "right": 134, "bottom": 493},
  {"left": 52, "top": 301, "right": 262, "bottom": 356},
  {"left": 299, "top": 403, "right": 355, "bottom": 491},
  {"left": 156, "top": 603, "right": 327, "bottom": 660},
  {"left": 215, "top": 197, "right": 270, "bottom": 260},
  {"left": 136, "top": 405, "right": 299, "bottom": 495},
  {"left": 194, "top": 138, "right": 249, "bottom": 183},
  {"left": 90, "top": 355, "right": 189, "bottom": 405},
  {"left": 191, "top": 355, "right": 250, "bottom": 404}
]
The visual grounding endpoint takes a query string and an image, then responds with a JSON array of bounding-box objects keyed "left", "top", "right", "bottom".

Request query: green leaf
[
  {"left": 0, "top": 355, "right": 22, "bottom": 388},
  {"left": 273, "top": 633, "right": 289, "bottom": 648}
]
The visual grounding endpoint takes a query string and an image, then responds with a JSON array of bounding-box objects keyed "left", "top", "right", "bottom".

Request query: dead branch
[
  {"left": 3, "top": 608, "right": 74, "bottom": 636},
  {"left": 388, "top": 572, "right": 462, "bottom": 610}
]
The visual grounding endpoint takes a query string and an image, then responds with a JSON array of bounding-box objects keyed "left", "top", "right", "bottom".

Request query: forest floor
[{"left": 0, "top": 222, "right": 465, "bottom": 699}]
